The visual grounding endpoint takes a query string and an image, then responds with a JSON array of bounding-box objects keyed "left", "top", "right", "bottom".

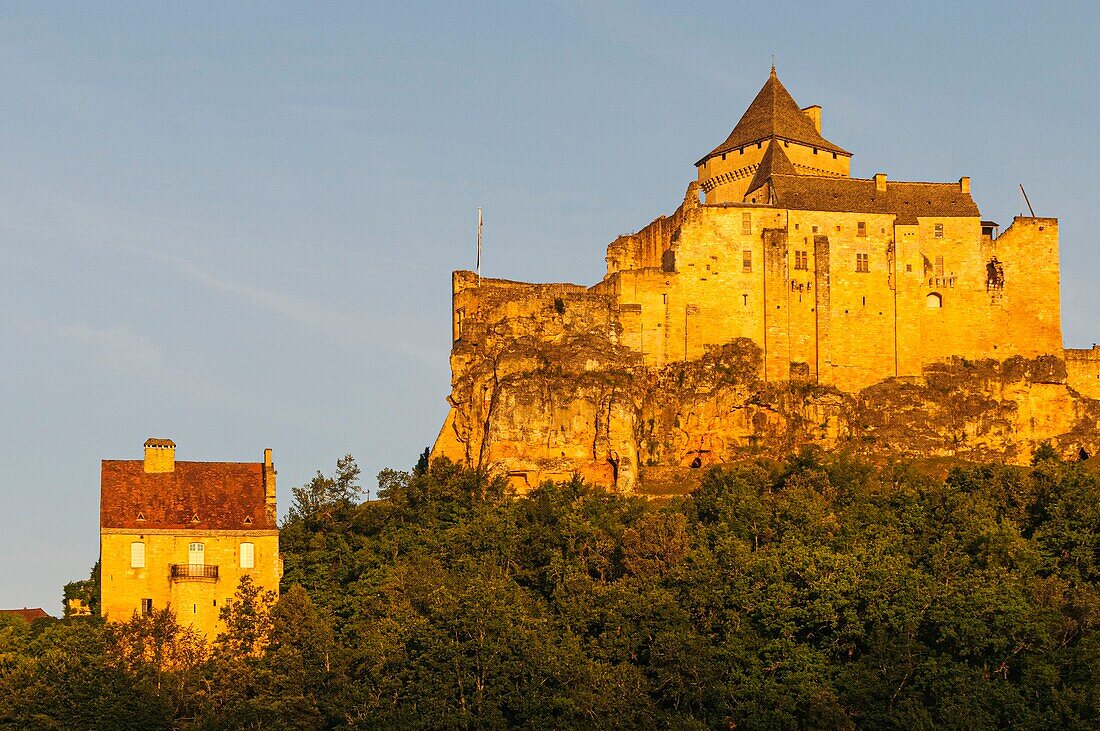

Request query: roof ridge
[{"left": 745, "top": 139, "right": 798, "bottom": 197}]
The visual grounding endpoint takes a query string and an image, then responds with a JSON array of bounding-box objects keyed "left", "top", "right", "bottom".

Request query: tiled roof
[
  {"left": 101, "top": 460, "right": 275, "bottom": 531},
  {"left": 0, "top": 608, "right": 51, "bottom": 622},
  {"left": 698, "top": 68, "right": 850, "bottom": 165},
  {"left": 768, "top": 175, "right": 979, "bottom": 224},
  {"left": 745, "top": 139, "right": 798, "bottom": 196}
]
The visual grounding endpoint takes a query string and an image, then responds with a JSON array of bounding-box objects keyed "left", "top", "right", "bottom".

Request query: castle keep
[{"left": 433, "top": 70, "right": 1100, "bottom": 492}]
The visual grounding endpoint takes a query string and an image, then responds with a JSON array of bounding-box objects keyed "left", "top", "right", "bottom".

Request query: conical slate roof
[
  {"left": 744, "top": 138, "right": 798, "bottom": 196},
  {"left": 697, "top": 68, "right": 850, "bottom": 165}
]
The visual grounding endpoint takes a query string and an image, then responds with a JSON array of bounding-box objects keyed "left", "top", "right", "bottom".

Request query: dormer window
[
  {"left": 190, "top": 514, "right": 200, "bottom": 523},
  {"left": 136, "top": 512, "right": 146, "bottom": 522},
  {"left": 243, "top": 516, "right": 253, "bottom": 525}
]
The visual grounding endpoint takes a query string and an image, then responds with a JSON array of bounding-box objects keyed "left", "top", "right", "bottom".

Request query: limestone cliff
[{"left": 433, "top": 311, "right": 1100, "bottom": 494}]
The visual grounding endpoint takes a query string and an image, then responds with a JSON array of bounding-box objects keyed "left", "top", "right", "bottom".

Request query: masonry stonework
[{"left": 433, "top": 70, "right": 1095, "bottom": 493}]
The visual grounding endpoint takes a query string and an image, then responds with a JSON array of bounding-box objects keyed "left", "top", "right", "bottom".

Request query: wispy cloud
[{"left": 1, "top": 315, "right": 241, "bottom": 407}]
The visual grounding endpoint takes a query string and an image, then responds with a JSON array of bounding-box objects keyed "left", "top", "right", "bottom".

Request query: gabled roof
[
  {"left": 745, "top": 138, "right": 798, "bottom": 197},
  {"left": 767, "top": 175, "right": 979, "bottom": 225},
  {"left": 0, "top": 608, "right": 51, "bottom": 622},
  {"left": 697, "top": 68, "right": 850, "bottom": 166},
  {"left": 101, "top": 460, "right": 275, "bottom": 531}
]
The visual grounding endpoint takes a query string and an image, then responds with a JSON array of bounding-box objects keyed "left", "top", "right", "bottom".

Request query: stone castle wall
[{"left": 434, "top": 188, "right": 1079, "bottom": 493}]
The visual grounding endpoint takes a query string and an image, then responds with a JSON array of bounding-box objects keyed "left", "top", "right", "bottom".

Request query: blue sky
[{"left": 2, "top": 2, "right": 1099, "bottom": 613}]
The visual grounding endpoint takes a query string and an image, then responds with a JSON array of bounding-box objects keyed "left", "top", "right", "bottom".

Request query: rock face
[{"left": 432, "top": 292, "right": 1100, "bottom": 495}]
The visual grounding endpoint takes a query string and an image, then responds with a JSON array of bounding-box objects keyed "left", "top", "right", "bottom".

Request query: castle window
[
  {"left": 927, "top": 292, "right": 943, "bottom": 308},
  {"left": 141, "top": 598, "right": 152, "bottom": 616},
  {"left": 742, "top": 212, "right": 751, "bottom": 235},
  {"left": 856, "top": 253, "right": 869, "bottom": 273},
  {"left": 934, "top": 223, "right": 944, "bottom": 238},
  {"left": 742, "top": 250, "right": 752, "bottom": 272},
  {"left": 455, "top": 308, "right": 464, "bottom": 340},
  {"left": 794, "top": 250, "right": 808, "bottom": 270},
  {"left": 906, "top": 264, "right": 913, "bottom": 272},
  {"left": 743, "top": 294, "right": 749, "bottom": 306},
  {"left": 935, "top": 256, "right": 944, "bottom": 276},
  {"left": 832, "top": 152, "right": 837, "bottom": 159},
  {"left": 812, "top": 225, "right": 818, "bottom": 233},
  {"left": 813, "top": 147, "right": 819, "bottom": 155},
  {"left": 188, "top": 542, "right": 205, "bottom": 566},
  {"left": 130, "top": 542, "right": 145, "bottom": 569},
  {"left": 857, "top": 221, "right": 867, "bottom": 237},
  {"left": 721, "top": 153, "right": 726, "bottom": 160},
  {"left": 240, "top": 542, "right": 255, "bottom": 569}
]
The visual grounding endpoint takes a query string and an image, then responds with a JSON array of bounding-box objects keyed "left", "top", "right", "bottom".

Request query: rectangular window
[
  {"left": 141, "top": 598, "right": 153, "bottom": 616},
  {"left": 935, "top": 256, "right": 944, "bottom": 276},
  {"left": 742, "top": 250, "right": 752, "bottom": 272},
  {"left": 794, "top": 250, "right": 808, "bottom": 270},
  {"left": 856, "top": 253, "right": 869, "bottom": 273},
  {"left": 741, "top": 212, "right": 751, "bottom": 235},
  {"left": 130, "top": 541, "right": 145, "bottom": 569},
  {"left": 240, "top": 542, "right": 255, "bottom": 569},
  {"left": 857, "top": 221, "right": 867, "bottom": 237},
  {"left": 188, "top": 542, "right": 205, "bottom": 566},
  {"left": 934, "top": 223, "right": 944, "bottom": 239}
]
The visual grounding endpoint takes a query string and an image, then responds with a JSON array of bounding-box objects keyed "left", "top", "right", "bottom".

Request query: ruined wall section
[
  {"left": 1066, "top": 346, "right": 1100, "bottom": 399},
  {"left": 987, "top": 217, "right": 1062, "bottom": 358},
  {"left": 604, "top": 183, "right": 701, "bottom": 276},
  {"left": 435, "top": 270, "right": 640, "bottom": 490}
]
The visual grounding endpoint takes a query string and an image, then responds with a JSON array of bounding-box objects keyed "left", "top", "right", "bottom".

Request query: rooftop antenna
[
  {"left": 476, "top": 207, "right": 483, "bottom": 285},
  {"left": 1019, "top": 184, "right": 1036, "bottom": 217}
]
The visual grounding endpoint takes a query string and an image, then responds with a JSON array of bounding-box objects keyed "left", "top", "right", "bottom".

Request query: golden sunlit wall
[{"left": 100, "top": 530, "right": 280, "bottom": 640}]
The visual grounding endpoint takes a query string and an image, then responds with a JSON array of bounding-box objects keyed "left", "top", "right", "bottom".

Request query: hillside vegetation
[{"left": 1, "top": 450, "right": 1098, "bottom": 729}]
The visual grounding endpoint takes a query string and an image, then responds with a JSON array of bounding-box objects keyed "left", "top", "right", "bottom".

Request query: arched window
[
  {"left": 240, "top": 542, "right": 255, "bottom": 569},
  {"left": 130, "top": 541, "right": 145, "bottom": 568},
  {"left": 926, "top": 292, "right": 943, "bottom": 308}
]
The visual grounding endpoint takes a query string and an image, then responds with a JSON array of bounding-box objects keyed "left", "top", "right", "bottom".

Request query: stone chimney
[
  {"left": 874, "top": 173, "right": 887, "bottom": 193},
  {"left": 263, "top": 448, "right": 277, "bottom": 522},
  {"left": 143, "top": 438, "right": 175, "bottom": 473},
  {"left": 959, "top": 176, "right": 970, "bottom": 194},
  {"left": 801, "top": 105, "right": 822, "bottom": 133}
]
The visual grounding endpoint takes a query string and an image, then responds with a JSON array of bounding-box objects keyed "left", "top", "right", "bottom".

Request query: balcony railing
[{"left": 169, "top": 563, "right": 219, "bottom": 580}]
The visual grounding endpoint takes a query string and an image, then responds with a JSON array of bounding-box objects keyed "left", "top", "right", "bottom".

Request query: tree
[
  {"left": 286, "top": 454, "right": 363, "bottom": 524},
  {"left": 63, "top": 560, "right": 100, "bottom": 618},
  {"left": 217, "top": 575, "right": 277, "bottom": 658}
]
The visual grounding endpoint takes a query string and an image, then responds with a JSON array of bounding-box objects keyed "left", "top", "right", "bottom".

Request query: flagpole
[{"left": 477, "top": 207, "right": 483, "bottom": 286}]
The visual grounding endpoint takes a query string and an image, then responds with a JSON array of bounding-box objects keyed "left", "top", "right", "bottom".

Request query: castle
[
  {"left": 99, "top": 439, "right": 281, "bottom": 639},
  {"left": 432, "top": 70, "right": 1100, "bottom": 492}
]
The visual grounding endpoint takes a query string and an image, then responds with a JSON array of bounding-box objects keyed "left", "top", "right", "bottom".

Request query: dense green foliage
[{"left": 2, "top": 452, "right": 1098, "bottom": 729}]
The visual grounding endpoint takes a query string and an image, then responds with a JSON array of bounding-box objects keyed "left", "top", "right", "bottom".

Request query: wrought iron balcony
[{"left": 169, "top": 563, "right": 219, "bottom": 580}]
